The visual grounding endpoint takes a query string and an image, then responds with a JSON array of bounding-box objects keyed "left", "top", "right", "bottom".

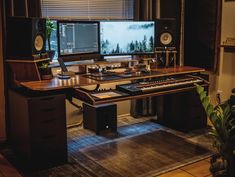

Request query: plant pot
[
  {"left": 228, "top": 157, "right": 235, "bottom": 177},
  {"left": 47, "top": 50, "right": 55, "bottom": 61},
  {"left": 41, "top": 74, "right": 53, "bottom": 80},
  {"left": 210, "top": 155, "right": 235, "bottom": 177},
  {"left": 210, "top": 155, "right": 228, "bottom": 177},
  {"left": 39, "top": 68, "right": 52, "bottom": 80}
]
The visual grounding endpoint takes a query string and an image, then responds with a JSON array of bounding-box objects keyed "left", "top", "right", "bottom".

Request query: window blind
[{"left": 41, "top": 0, "right": 134, "bottom": 19}]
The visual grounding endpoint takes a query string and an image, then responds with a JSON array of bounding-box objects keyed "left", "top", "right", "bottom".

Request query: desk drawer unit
[{"left": 8, "top": 90, "right": 67, "bottom": 168}]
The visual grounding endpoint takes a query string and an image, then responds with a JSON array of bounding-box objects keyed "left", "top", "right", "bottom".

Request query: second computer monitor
[
  {"left": 58, "top": 21, "right": 99, "bottom": 57},
  {"left": 100, "top": 21, "right": 155, "bottom": 55}
]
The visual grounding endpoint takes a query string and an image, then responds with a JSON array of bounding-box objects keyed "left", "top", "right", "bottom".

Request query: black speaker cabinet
[
  {"left": 161, "top": 90, "right": 207, "bottom": 132},
  {"left": 156, "top": 18, "right": 177, "bottom": 48},
  {"left": 83, "top": 103, "right": 117, "bottom": 135},
  {"left": 6, "top": 17, "right": 46, "bottom": 60}
]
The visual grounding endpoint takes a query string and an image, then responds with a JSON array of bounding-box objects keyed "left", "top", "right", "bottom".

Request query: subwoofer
[
  {"left": 6, "top": 17, "right": 46, "bottom": 60},
  {"left": 156, "top": 18, "right": 177, "bottom": 48}
]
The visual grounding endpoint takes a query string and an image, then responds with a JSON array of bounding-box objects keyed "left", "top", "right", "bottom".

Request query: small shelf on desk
[
  {"left": 6, "top": 58, "right": 51, "bottom": 81},
  {"left": 6, "top": 58, "right": 50, "bottom": 63},
  {"left": 220, "top": 44, "right": 235, "bottom": 52},
  {"left": 49, "top": 59, "right": 138, "bottom": 68}
]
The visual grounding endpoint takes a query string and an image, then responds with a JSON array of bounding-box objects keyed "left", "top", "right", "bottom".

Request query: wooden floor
[
  {"left": 0, "top": 155, "right": 212, "bottom": 177},
  {"left": 0, "top": 154, "right": 23, "bottom": 177},
  {"left": 158, "top": 158, "right": 212, "bottom": 177}
]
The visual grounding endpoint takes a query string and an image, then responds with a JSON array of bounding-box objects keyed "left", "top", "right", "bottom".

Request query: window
[
  {"left": 41, "top": 0, "right": 134, "bottom": 20},
  {"left": 41, "top": 0, "right": 134, "bottom": 60},
  {"left": 47, "top": 20, "right": 58, "bottom": 59}
]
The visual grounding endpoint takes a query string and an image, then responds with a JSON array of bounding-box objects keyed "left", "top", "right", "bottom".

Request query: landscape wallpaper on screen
[{"left": 100, "top": 21, "right": 155, "bottom": 55}]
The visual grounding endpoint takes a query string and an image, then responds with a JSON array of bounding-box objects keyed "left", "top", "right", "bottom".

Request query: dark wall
[
  {"left": 160, "top": 0, "right": 219, "bottom": 70},
  {"left": 160, "top": 0, "right": 181, "bottom": 19},
  {"left": 184, "top": 0, "right": 219, "bottom": 70},
  {"left": 5, "top": 0, "right": 41, "bottom": 17}
]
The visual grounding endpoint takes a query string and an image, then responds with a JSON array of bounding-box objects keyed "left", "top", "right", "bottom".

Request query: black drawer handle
[
  {"left": 40, "top": 97, "right": 55, "bottom": 101},
  {"left": 41, "top": 118, "right": 57, "bottom": 124},
  {"left": 40, "top": 108, "right": 56, "bottom": 112}
]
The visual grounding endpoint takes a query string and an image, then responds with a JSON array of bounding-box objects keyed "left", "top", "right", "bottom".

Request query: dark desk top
[{"left": 20, "top": 66, "right": 205, "bottom": 91}]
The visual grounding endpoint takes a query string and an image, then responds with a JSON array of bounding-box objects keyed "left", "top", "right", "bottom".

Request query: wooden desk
[
  {"left": 9, "top": 65, "right": 208, "bottom": 167},
  {"left": 20, "top": 66, "right": 205, "bottom": 91}
]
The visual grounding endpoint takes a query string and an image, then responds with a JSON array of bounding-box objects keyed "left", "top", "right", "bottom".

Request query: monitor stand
[
  {"left": 57, "top": 74, "right": 71, "bottom": 79},
  {"left": 57, "top": 71, "right": 75, "bottom": 79}
]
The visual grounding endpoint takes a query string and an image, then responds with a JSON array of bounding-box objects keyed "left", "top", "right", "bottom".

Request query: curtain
[
  {"left": 5, "top": 0, "right": 41, "bottom": 17},
  {"left": 134, "top": 0, "right": 158, "bottom": 20},
  {"left": 130, "top": 0, "right": 159, "bottom": 118}
]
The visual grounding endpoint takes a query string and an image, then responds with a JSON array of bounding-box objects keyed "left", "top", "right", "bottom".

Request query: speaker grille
[{"left": 156, "top": 18, "right": 177, "bottom": 47}]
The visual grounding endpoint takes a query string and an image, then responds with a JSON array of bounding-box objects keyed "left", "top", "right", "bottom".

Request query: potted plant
[
  {"left": 195, "top": 84, "right": 235, "bottom": 177},
  {"left": 39, "top": 63, "right": 52, "bottom": 80},
  {"left": 46, "top": 18, "right": 56, "bottom": 60}
]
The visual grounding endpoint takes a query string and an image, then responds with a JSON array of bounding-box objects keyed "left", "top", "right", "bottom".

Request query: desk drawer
[
  {"left": 29, "top": 105, "right": 65, "bottom": 124},
  {"left": 28, "top": 94, "right": 65, "bottom": 123},
  {"left": 28, "top": 94, "right": 65, "bottom": 111},
  {"left": 31, "top": 129, "right": 66, "bottom": 145},
  {"left": 30, "top": 115, "right": 66, "bottom": 140},
  {"left": 28, "top": 94, "right": 66, "bottom": 141}
]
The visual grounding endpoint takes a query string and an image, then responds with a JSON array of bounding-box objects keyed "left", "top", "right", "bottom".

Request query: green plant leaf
[
  {"left": 40, "top": 63, "right": 48, "bottom": 69},
  {"left": 195, "top": 83, "right": 235, "bottom": 159},
  {"left": 206, "top": 104, "right": 214, "bottom": 117},
  {"left": 228, "top": 118, "right": 235, "bottom": 127},
  {"left": 46, "top": 19, "right": 56, "bottom": 39},
  {"left": 210, "top": 112, "right": 218, "bottom": 124},
  {"left": 200, "top": 91, "right": 207, "bottom": 101},
  {"left": 224, "top": 104, "right": 231, "bottom": 121},
  {"left": 202, "top": 96, "right": 210, "bottom": 109},
  {"left": 228, "top": 126, "right": 235, "bottom": 135},
  {"left": 195, "top": 84, "right": 204, "bottom": 94}
]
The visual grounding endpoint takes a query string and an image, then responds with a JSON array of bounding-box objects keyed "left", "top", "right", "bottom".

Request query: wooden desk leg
[
  {"left": 174, "top": 52, "right": 177, "bottom": 67},
  {"left": 166, "top": 50, "right": 169, "bottom": 67}
]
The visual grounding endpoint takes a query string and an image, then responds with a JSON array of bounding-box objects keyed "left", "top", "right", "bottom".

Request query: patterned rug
[
  {"left": 1, "top": 118, "right": 214, "bottom": 177},
  {"left": 79, "top": 130, "right": 212, "bottom": 177}
]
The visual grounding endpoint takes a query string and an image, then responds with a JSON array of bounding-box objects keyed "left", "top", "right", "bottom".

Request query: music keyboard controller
[{"left": 116, "top": 76, "right": 203, "bottom": 95}]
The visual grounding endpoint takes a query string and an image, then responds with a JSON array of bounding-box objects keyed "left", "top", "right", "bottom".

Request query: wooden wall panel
[{"left": 0, "top": 0, "right": 6, "bottom": 141}]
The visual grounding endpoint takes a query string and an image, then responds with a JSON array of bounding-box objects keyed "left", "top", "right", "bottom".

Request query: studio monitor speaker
[
  {"left": 156, "top": 18, "right": 177, "bottom": 48},
  {"left": 6, "top": 17, "right": 46, "bottom": 59}
]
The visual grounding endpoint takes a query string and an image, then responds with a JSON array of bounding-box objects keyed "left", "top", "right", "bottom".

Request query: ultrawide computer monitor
[{"left": 100, "top": 21, "right": 155, "bottom": 55}]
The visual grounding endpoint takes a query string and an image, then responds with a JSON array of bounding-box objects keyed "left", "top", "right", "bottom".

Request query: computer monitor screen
[
  {"left": 58, "top": 21, "right": 99, "bottom": 57},
  {"left": 100, "top": 21, "right": 155, "bottom": 55}
]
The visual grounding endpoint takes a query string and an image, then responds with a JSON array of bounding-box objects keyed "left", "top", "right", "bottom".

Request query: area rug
[
  {"left": 1, "top": 120, "right": 213, "bottom": 177},
  {"left": 79, "top": 130, "right": 212, "bottom": 177}
]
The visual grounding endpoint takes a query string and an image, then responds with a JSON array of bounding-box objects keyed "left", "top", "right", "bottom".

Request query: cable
[
  {"left": 67, "top": 121, "right": 83, "bottom": 128},
  {"left": 68, "top": 99, "right": 83, "bottom": 111}
]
